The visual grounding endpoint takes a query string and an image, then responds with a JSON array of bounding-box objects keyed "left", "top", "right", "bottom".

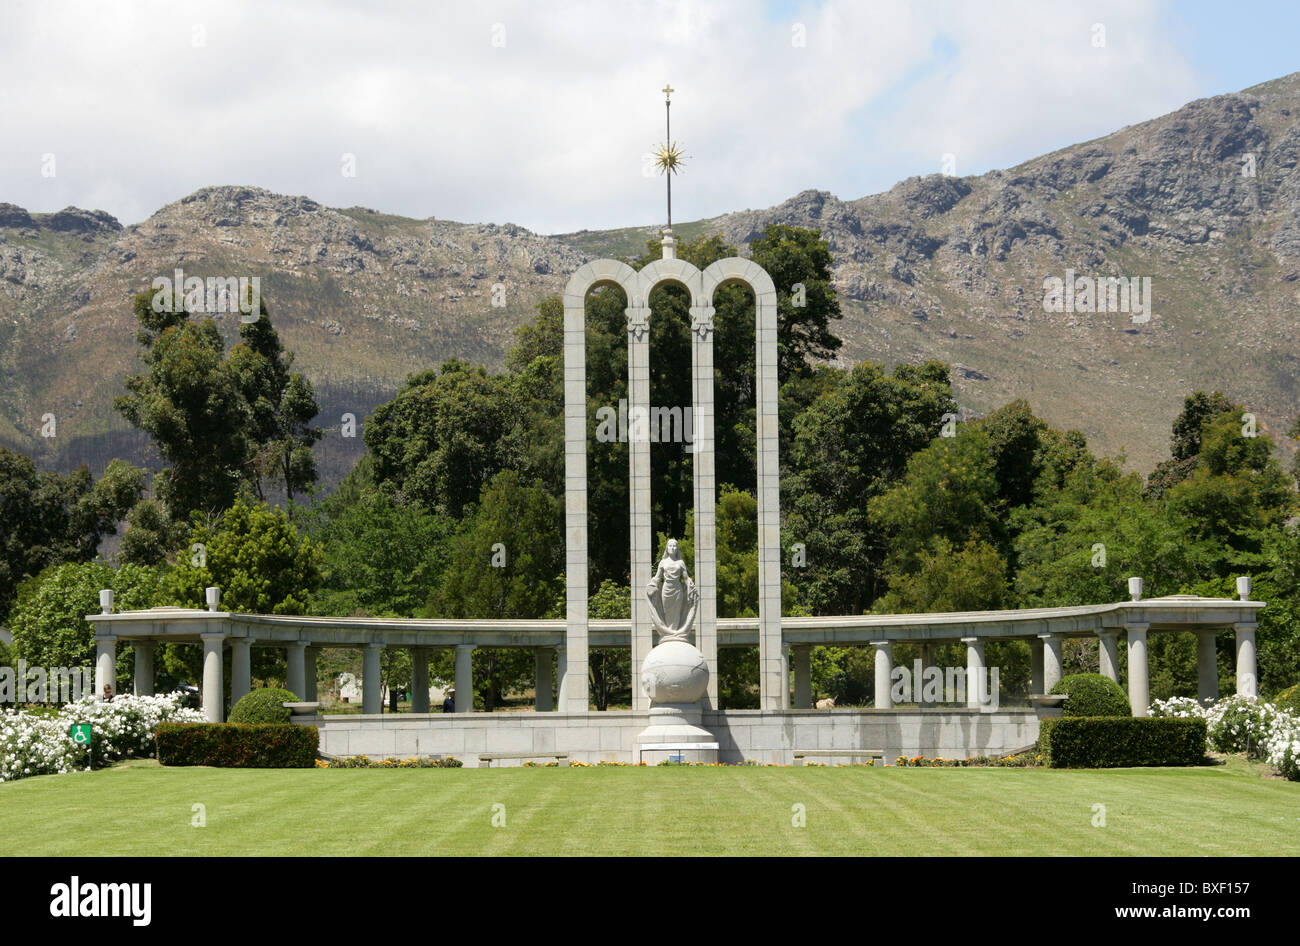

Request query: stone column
[
  {"left": 200, "top": 631, "right": 225, "bottom": 723},
  {"left": 689, "top": 302, "right": 720, "bottom": 710},
  {"left": 562, "top": 285, "right": 590, "bottom": 714},
  {"left": 1030, "top": 636, "right": 1045, "bottom": 695},
  {"left": 791, "top": 644, "right": 811, "bottom": 709},
  {"left": 1196, "top": 630, "right": 1218, "bottom": 707},
  {"left": 455, "top": 644, "right": 474, "bottom": 713},
  {"left": 871, "top": 641, "right": 893, "bottom": 709},
  {"left": 304, "top": 646, "right": 319, "bottom": 702},
  {"left": 534, "top": 647, "right": 554, "bottom": 712},
  {"left": 556, "top": 642, "right": 567, "bottom": 710},
  {"left": 285, "top": 641, "right": 307, "bottom": 699},
  {"left": 1234, "top": 623, "right": 1257, "bottom": 699},
  {"left": 919, "top": 643, "right": 937, "bottom": 706},
  {"left": 362, "top": 643, "right": 383, "bottom": 715},
  {"left": 1126, "top": 623, "right": 1149, "bottom": 717},
  {"left": 1040, "top": 634, "right": 1062, "bottom": 694},
  {"left": 1098, "top": 630, "right": 1120, "bottom": 683},
  {"left": 132, "top": 641, "right": 154, "bottom": 697},
  {"left": 230, "top": 638, "right": 252, "bottom": 709},
  {"left": 628, "top": 303, "right": 655, "bottom": 713},
  {"left": 410, "top": 647, "right": 429, "bottom": 713},
  {"left": 962, "top": 637, "right": 986, "bottom": 709},
  {"left": 94, "top": 634, "right": 116, "bottom": 701},
  {"left": 754, "top": 287, "right": 783, "bottom": 712}
]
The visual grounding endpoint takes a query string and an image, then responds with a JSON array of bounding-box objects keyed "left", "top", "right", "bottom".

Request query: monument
[{"left": 637, "top": 538, "right": 717, "bottom": 762}]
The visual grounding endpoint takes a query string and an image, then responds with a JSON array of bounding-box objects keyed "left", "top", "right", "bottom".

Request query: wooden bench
[
  {"left": 793, "top": 749, "right": 885, "bottom": 766},
  {"left": 477, "top": 752, "right": 569, "bottom": 768}
]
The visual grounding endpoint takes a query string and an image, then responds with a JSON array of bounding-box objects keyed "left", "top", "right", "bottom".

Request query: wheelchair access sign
[{"left": 69, "top": 723, "right": 92, "bottom": 745}]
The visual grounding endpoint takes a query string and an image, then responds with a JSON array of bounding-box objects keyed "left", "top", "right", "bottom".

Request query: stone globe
[{"left": 640, "top": 639, "right": 709, "bottom": 704}]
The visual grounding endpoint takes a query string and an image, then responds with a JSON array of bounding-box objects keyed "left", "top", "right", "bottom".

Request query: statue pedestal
[
  {"left": 636, "top": 639, "right": 717, "bottom": 764},
  {"left": 636, "top": 703, "right": 718, "bottom": 764}
]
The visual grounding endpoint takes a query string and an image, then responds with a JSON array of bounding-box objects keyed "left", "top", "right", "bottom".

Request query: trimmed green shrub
[
  {"left": 1040, "top": 716, "right": 1207, "bottom": 768},
  {"left": 228, "top": 687, "right": 299, "bottom": 724},
  {"left": 156, "top": 723, "right": 318, "bottom": 767},
  {"left": 1050, "top": 673, "right": 1131, "bottom": 717}
]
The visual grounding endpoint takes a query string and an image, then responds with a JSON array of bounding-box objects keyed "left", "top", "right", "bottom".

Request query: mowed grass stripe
[{"left": 0, "top": 762, "right": 1295, "bottom": 856}]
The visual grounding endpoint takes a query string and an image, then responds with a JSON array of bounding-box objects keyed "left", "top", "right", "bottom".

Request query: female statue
[{"left": 646, "top": 538, "right": 699, "bottom": 642}]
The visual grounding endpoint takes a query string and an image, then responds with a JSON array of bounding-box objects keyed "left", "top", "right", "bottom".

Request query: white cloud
[{"left": 0, "top": 0, "right": 1204, "bottom": 233}]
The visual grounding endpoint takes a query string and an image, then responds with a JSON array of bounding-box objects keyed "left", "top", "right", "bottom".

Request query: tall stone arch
[
  {"left": 561, "top": 252, "right": 784, "bottom": 713},
  {"left": 562, "top": 260, "right": 638, "bottom": 712},
  {"left": 700, "top": 259, "right": 784, "bottom": 710}
]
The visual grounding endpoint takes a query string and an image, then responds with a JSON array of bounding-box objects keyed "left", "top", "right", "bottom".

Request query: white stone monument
[
  {"left": 636, "top": 539, "right": 719, "bottom": 763},
  {"left": 561, "top": 86, "right": 786, "bottom": 723}
]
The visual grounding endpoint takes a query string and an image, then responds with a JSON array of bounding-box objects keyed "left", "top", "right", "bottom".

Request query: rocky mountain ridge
[{"left": 4, "top": 71, "right": 1299, "bottom": 485}]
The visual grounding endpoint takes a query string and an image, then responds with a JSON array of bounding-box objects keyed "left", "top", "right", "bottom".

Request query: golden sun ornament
[{"left": 653, "top": 140, "right": 686, "bottom": 175}]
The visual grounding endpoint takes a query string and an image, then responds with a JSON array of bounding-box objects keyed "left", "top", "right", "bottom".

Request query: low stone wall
[{"left": 303, "top": 706, "right": 1055, "bottom": 765}]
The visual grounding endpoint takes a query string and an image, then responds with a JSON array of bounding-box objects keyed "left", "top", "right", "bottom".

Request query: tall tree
[
  {"left": 227, "top": 300, "right": 322, "bottom": 502},
  {"left": 782, "top": 360, "right": 955, "bottom": 614},
  {"left": 364, "top": 360, "right": 521, "bottom": 520},
  {"left": 115, "top": 289, "right": 320, "bottom": 520},
  {"left": 115, "top": 292, "right": 248, "bottom": 520}
]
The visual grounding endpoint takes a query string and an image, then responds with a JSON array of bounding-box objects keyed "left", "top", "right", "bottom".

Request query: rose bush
[{"left": 0, "top": 691, "right": 202, "bottom": 783}]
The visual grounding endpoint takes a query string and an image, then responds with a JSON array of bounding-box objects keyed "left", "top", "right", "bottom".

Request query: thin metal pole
[{"left": 666, "top": 96, "right": 672, "bottom": 227}]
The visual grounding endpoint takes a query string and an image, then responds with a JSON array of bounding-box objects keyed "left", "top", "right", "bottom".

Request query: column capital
[
  {"left": 1124, "top": 622, "right": 1150, "bottom": 634},
  {"left": 625, "top": 305, "right": 651, "bottom": 341},
  {"left": 689, "top": 304, "right": 715, "bottom": 340},
  {"left": 94, "top": 632, "right": 117, "bottom": 644},
  {"left": 1097, "top": 627, "right": 1121, "bottom": 638},
  {"left": 285, "top": 640, "right": 306, "bottom": 650},
  {"left": 456, "top": 642, "right": 476, "bottom": 654},
  {"left": 1037, "top": 632, "right": 1060, "bottom": 641},
  {"left": 1232, "top": 622, "right": 1258, "bottom": 632},
  {"left": 868, "top": 640, "right": 892, "bottom": 649},
  {"left": 199, "top": 630, "right": 226, "bottom": 642},
  {"left": 364, "top": 641, "right": 385, "bottom": 651},
  {"left": 960, "top": 636, "right": 981, "bottom": 645}
]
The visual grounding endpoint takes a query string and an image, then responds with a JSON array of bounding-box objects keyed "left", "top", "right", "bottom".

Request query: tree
[
  {"left": 118, "top": 499, "right": 186, "bottom": 567},
  {"left": 227, "top": 302, "right": 322, "bottom": 502},
  {"left": 874, "top": 537, "right": 1010, "bottom": 614},
  {"left": 115, "top": 292, "right": 248, "bottom": 519},
  {"left": 1163, "top": 411, "right": 1294, "bottom": 577},
  {"left": 115, "top": 289, "right": 319, "bottom": 520},
  {"left": 1288, "top": 412, "right": 1300, "bottom": 489},
  {"left": 0, "top": 448, "right": 144, "bottom": 618},
  {"left": 163, "top": 497, "right": 323, "bottom": 615},
  {"left": 9, "top": 562, "right": 159, "bottom": 680},
  {"left": 749, "top": 224, "right": 843, "bottom": 380},
  {"left": 1013, "top": 459, "right": 1189, "bottom": 606},
  {"left": 1146, "top": 391, "right": 1237, "bottom": 498},
  {"left": 430, "top": 471, "right": 563, "bottom": 710},
  {"left": 588, "top": 578, "right": 632, "bottom": 710},
  {"left": 782, "top": 360, "right": 956, "bottom": 614},
  {"left": 304, "top": 485, "right": 453, "bottom": 619},
  {"left": 364, "top": 360, "right": 522, "bottom": 520}
]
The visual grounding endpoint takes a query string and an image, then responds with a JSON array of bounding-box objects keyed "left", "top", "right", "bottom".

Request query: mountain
[{"left": 4, "top": 72, "right": 1300, "bottom": 489}]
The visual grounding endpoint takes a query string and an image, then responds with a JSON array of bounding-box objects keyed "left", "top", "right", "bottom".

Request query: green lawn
[{"left": 1, "top": 758, "right": 1295, "bottom": 856}]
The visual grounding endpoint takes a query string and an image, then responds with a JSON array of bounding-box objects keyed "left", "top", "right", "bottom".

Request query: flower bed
[
  {"left": 317, "top": 755, "right": 463, "bottom": 768},
  {"left": 1151, "top": 694, "right": 1300, "bottom": 780},
  {"left": 1, "top": 692, "right": 203, "bottom": 783}
]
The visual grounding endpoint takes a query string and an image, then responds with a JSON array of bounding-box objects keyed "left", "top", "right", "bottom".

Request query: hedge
[
  {"left": 1040, "top": 716, "right": 1207, "bottom": 768},
  {"left": 1049, "top": 673, "right": 1131, "bottom": 717},
  {"left": 156, "top": 723, "right": 318, "bottom": 768}
]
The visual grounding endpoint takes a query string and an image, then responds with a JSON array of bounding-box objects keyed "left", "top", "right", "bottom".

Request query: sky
[{"left": 2, "top": 0, "right": 1298, "bottom": 235}]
